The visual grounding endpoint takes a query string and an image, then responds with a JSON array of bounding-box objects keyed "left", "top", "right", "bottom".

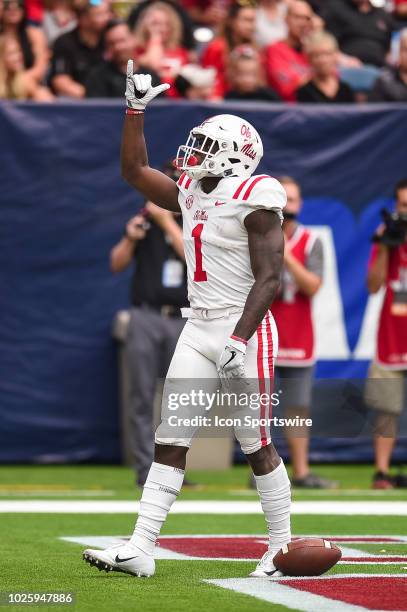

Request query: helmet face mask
[
  {"left": 174, "top": 114, "right": 263, "bottom": 181},
  {"left": 175, "top": 132, "right": 220, "bottom": 179}
]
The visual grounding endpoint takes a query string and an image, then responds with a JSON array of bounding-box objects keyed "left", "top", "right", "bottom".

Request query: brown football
[{"left": 273, "top": 538, "right": 342, "bottom": 576}]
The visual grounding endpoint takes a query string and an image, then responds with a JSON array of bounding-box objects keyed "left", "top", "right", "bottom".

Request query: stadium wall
[{"left": 1, "top": 101, "right": 406, "bottom": 463}]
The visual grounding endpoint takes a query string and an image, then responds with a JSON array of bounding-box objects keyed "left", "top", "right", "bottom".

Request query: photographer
[
  {"left": 366, "top": 178, "right": 407, "bottom": 489},
  {"left": 110, "top": 162, "right": 188, "bottom": 487}
]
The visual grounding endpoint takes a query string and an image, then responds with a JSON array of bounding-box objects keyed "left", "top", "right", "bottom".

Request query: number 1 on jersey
[{"left": 192, "top": 223, "right": 207, "bottom": 282}]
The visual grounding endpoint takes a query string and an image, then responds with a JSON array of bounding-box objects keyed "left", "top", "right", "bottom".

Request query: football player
[{"left": 83, "top": 66, "right": 291, "bottom": 578}]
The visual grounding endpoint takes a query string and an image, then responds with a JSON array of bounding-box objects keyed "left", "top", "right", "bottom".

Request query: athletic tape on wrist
[
  {"left": 230, "top": 334, "right": 248, "bottom": 346},
  {"left": 126, "top": 108, "right": 144, "bottom": 115}
]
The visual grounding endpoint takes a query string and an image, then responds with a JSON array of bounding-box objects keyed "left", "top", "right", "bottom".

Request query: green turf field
[
  {"left": 1, "top": 464, "right": 407, "bottom": 500},
  {"left": 1, "top": 465, "right": 406, "bottom": 612}
]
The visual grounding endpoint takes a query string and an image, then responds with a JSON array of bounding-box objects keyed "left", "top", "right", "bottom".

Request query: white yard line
[
  {"left": 1, "top": 500, "right": 407, "bottom": 514},
  {"left": 61, "top": 534, "right": 407, "bottom": 563},
  {"left": 0, "top": 490, "right": 115, "bottom": 497},
  {"left": 231, "top": 490, "right": 406, "bottom": 497}
]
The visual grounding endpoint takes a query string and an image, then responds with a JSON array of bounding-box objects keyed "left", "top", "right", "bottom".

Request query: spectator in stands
[
  {"left": 369, "top": 29, "right": 407, "bottom": 102},
  {"left": 297, "top": 30, "right": 355, "bottom": 102},
  {"left": 255, "top": 0, "right": 287, "bottom": 48},
  {"left": 128, "top": 0, "right": 195, "bottom": 52},
  {"left": 271, "top": 176, "right": 337, "bottom": 489},
  {"left": 179, "top": 0, "right": 230, "bottom": 28},
  {"left": 322, "top": 0, "right": 393, "bottom": 68},
  {"left": 50, "top": 0, "right": 110, "bottom": 98},
  {"left": 133, "top": 2, "right": 190, "bottom": 95},
  {"left": 110, "top": 163, "right": 188, "bottom": 488},
  {"left": 365, "top": 178, "right": 407, "bottom": 490},
  {"left": 85, "top": 20, "right": 160, "bottom": 98},
  {"left": 1, "top": 0, "right": 49, "bottom": 85},
  {"left": 201, "top": 0, "right": 257, "bottom": 98},
  {"left": 264, "top": 0, "right": 313, "bottom": 102},
  {"left": 0, "top": 34, "right": 53, "bottom": 99},
  {"left": 42, "top": 0, "right": 77, "bottom": 46},
  {"left": 225, "top": 45, "right": 281, "bottom": 101},
  {"left": 174, "top": 63, "right": 216, "bottom": 100},
  {"left": 394, "top": 0, "right": 407, "bottom": 30}
]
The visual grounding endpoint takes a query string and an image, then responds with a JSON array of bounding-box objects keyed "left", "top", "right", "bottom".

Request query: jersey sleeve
[{"left": 236, "top": 175, "right": 287, "bottom": 225}]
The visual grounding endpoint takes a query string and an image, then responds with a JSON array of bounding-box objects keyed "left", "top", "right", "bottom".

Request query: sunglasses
[{"left": 4, "top": 0, "right": 25, "bottom": 8}]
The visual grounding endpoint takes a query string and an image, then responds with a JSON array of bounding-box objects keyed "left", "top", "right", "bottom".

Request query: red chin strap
[{"left": 173, "top": 155, "right": 199, "bottom": 169}]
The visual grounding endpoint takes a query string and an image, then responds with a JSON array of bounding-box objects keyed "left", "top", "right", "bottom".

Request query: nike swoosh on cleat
[
  {"left": 115, "top": 555, "right": 139, "bottom": 563},
  {"left": 264, "top": 570, "right": 280, "bottom": 576},
  {"left": 215, "top": 201, "right": 226, "bottom": 206}
]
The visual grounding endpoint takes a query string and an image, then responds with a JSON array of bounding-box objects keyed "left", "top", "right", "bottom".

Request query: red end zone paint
[
  {"left": 157, "top": 536, "right": 407, "bottom": 562},
  {"left": 158, "top": 536, "right": 266, "bottom": 558},
  {"left": 281, "top": 577, "right": 407, "bottom": 611}
]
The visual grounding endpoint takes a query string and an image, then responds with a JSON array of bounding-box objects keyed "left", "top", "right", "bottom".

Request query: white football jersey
[{"left": 177, "top": 173, "right": 287, "bottom": 310}]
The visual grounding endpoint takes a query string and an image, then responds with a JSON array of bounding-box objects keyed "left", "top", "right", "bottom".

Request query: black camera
[{"left": 371, "top": 208, "right": 407, "bottom": 247}]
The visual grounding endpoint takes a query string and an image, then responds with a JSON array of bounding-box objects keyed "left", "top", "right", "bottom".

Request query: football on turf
[{"left": 273, "top": 538, "right": 341, "bottom": 576}]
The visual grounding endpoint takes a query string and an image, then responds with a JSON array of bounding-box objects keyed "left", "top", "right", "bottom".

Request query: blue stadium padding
[{"left": 1, "top": 100, "right": 407, "bottom": 463}]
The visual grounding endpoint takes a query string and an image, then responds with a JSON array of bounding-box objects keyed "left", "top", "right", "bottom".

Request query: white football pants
[{"left": 155, "top": 307, "right": 278, "bottom": 454}]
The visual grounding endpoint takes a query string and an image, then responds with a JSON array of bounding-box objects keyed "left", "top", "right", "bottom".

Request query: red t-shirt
[
  {"left": 264, "top": 41, "right": 311, "bottom": 102},
  {"left": 271, "top": 227, "right": 315, "bottom": 366},
  {"left": 25, "top": 0, "right": 43, "bottom": 23},
  {"left": 201, "top": 37, "right": 228, "bottom": 98},
  {"left": 369, "top": 242, "right": 407, "bottom": 368}
]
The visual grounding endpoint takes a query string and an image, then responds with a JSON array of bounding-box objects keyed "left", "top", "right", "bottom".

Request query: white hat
[{"left": 177, "top": 64, "right": 216, "bottom": 88}]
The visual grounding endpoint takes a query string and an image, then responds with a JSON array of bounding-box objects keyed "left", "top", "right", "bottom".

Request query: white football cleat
[
  {"left": 249, "top": 550, "right": 284, "bottom": 577},
  {"left": 83, "top": 543, "right": 155, "bottom": 577}
]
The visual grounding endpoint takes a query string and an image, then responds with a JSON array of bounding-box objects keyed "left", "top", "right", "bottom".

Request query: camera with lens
[{"left": 371, "top": 208, "right": 407, "bottom": 247}]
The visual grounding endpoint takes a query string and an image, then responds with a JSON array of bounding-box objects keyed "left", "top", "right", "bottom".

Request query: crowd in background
[{"left": 0, "top": 0, "right": 407, "bottom": 102}]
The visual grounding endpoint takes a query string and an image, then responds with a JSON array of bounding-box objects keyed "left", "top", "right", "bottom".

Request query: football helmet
[{"left": 174, "top": 114, "right": 263, "bottom": 180}]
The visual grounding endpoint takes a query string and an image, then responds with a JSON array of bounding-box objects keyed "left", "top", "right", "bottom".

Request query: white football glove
[
  {"left": 218, "top": 336, "right": 249, "bottom": 391},
  {"left": 125, "top": 60, "right": 170, "bottom": 110}
]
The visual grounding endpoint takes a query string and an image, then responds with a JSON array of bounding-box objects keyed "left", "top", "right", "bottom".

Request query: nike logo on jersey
[
  {"left": 223, "top": 351, "right": 236, "bottom": 368},
  {"left": 215, "top": 201, "right": 226, "bottom": 206},
  {"left": 115, "top": 554, "right": 139, "bottom": 563}
]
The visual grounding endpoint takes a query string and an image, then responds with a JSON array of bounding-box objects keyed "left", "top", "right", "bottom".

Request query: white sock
[
  {"left": 129, "top": 461, "right": 184, "bottom": 555},
  {"left": 254, "top": 460, "right": 291, "bottom": 554}
]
